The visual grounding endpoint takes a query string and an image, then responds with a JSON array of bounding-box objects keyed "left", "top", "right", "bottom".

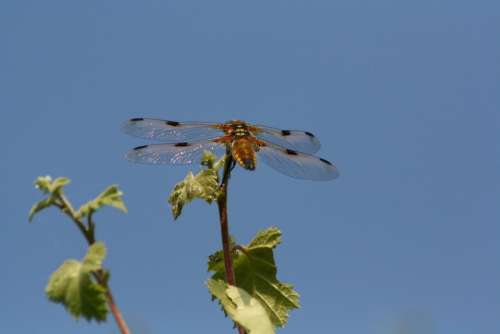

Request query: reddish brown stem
[
  {"left": 103, "top": 282, "right": 130, "bottom": 334},
  {"left": 57, "top": 192, "right": 130, "bottom": 334},
  {"left": 217, "top": 154, "right": 246, "bottom": 334}
]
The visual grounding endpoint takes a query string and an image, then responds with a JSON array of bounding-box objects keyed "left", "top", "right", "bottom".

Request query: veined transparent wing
[
  {"left": 125, "top": 141, "right": 225, "bottom": 165},
  {"left": 253, "top": 125, "right": 321, "bottom": 154},
  {"left": 122, "top": 118, "right": 223, "bottom": 143},
  {"left": 257, "top": 143, "right": 339, "bottom": 181}
]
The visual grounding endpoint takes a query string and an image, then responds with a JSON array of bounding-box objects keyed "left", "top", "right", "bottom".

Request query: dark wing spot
[
  {"left": 133, "top": 145, "right": 148, "bottom": 150},
  {"left": 281, "top": 129, "right": 291, "bottom": 136},
  {"left": 166, "top": 120, "right": 180, "bottom": 127},
  {"left": 174, "top": 142, "right": 190, "bottom": 147},
  {"left": 305, "top": 131, "right": 315, "bottom": 138},
  {"left": 285, "top": 149, "right": 299, "bottom": 156},
  {"left": 130, "top": 117, "right": 144, "bottom": 122},
  {"left": 319, "top": 158, "right": 332, "bottom": 165}
]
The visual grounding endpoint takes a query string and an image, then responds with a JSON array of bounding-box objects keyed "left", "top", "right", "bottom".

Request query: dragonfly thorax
[{"left": 226, "top": 120, "right": 253, "bottom": 139}]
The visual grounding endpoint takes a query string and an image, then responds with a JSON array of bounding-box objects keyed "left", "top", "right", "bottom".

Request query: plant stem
[
  {"left": 217, "top": 154, "right": 236, "bottom": 286},
  {"left": 217, "top": 153, "right": 246, "bottom": 334},
  {"left": 55, "top": 192, "right": 130, "bottom": 334},
  {"left": 96, "top": 272, "right": 130, "bottom": 334},
  {"left": 54, "top": 193, "right": 92, "bottom": 244}
]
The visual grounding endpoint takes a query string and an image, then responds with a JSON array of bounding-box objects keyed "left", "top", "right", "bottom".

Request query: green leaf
[
  {"left": 45, "top": 242, "right": 108, "bottom": 322},
  {"left": 167, "top": 151, "right": 226, "bottom": 220},
  {"left": 77, "top": 185, "right": 127, "bottom": 219},
  {"left": 30, "top": 176, "right": 71, "bottom": 222},
  {"left": 208, "top": 227, "right": 300, "bottom": 327},
  {"left": 168, "top": 169, "right": 219, "bottom": 220},
  {"left": 207, "top": 279, "right": 275, "bottom": 334},
  {"left": 207, "top": 236, "right": 237, "bottom": 273},
  {"left": 82, "top": 242, "right": 107, "bottom": 271},
  {"left": 247, "top": 227, "right": 282, "bottom": 249},
  {"left": 201, "top": 150, "right": 226, "bottom": 171},
  {"left": 35, "top": 176, "right": 70, "bottom": 194},
  {"left": 28, "top": 197, "right": 55, "bottom": 222},
  {"left": 201, "top": 150, "right": 217, "bottom": 169}
]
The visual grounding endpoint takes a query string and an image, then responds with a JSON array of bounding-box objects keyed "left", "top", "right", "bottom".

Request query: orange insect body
[
  {"left": 231, "top": 138, "right": 258, "bottom": 170},
  {"left": 214, "top": 120, "right": 262, "bottom": 170}
]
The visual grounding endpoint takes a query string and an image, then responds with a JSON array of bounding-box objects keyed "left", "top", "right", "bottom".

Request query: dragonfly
[{"left": 123, "top": 118, "right": 339, "bottom": 181}]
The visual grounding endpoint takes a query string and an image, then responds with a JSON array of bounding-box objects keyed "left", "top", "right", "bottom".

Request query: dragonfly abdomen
[{"left": 231, "top": 139, "right": 257, "bottom": 170}]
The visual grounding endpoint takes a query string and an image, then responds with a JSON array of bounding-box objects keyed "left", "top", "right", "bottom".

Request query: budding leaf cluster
[
  {"left": 29, "top": 176, "right": 127, "bottom": 324},
  {"left": 45, "top": 242, "right": 109, "bottom": 322},
  {"left": 29, "top": 176, "right": 70, "bottom": 222},
  {"left": 35, "top": 175, "right": 71, "bottom": 194},
  {"left": 29, "top": 176, "right": 127, "bottom": 223},
  {"left": 77, "top": 185, "right": 127, "bottom": 219},
  {"left": 208, "top": 227, "right": 300, "bottom": 329},
  {"left": 168, "top": 151, "right": 224, "bottom": 220}
]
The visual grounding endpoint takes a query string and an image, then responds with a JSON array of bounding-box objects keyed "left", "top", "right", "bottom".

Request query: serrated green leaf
[
  {"left": 168, "top": 169, "right": 219, "bottom": 220},
  {"left": 167, "top": 151, "right": 226, "bottom": 220},
  {"left": 213, "top": 154, "right": 226, "bottom": 171},
  {"left": 207, "top": 236, "right": 237, "bottom": 273},
  {"left": 77, "top": 185, "right": 127, "bottom": 219},
  {"left": 201, "top": 150, "right": 217, "bottom": 169},
  {"left": 201, "top": 150, "right": 226, "bottom": 171},
  {"left": 209, "top": 227, "right": 300, "bottom": 327},
  {"left": 28, "top": 197, "right": 55, "bottom": 222},
  {"left": 45, "top": 242, "right": 108, "bottom": 322},
  {"left": 247, "top": 227, "right": 282, "bottom": 249},
  {"left": 208, "top": 279, "right": 275, "bottom": 334},
  {"left": 82, "top": 242, "right": 107, "bottom": 271},
  {"left": 35, "top": 176, "right": 70, "bottom": 194}
]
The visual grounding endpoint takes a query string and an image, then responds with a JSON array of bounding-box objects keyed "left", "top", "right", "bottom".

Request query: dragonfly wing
[
  {"left": 257, "top": 144, "right": 339, "bottom": 181},
  {"left": 122, "top": 118, "right": 223, "bottom": 143},
  {"left": 253, "top": 125, "right": 321, "bottom": 154},
  {"left": 125, "top": 141, "right": 225, "bottom": 165}
]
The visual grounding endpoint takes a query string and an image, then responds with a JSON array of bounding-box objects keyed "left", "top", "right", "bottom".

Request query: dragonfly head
[{"left": 226, "top": 119, "right": 246, "bottom": 125}]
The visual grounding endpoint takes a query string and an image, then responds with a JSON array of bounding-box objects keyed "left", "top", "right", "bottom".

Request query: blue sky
[{"left": 2, "top": 1, "right": 499, "bottom": 333}]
